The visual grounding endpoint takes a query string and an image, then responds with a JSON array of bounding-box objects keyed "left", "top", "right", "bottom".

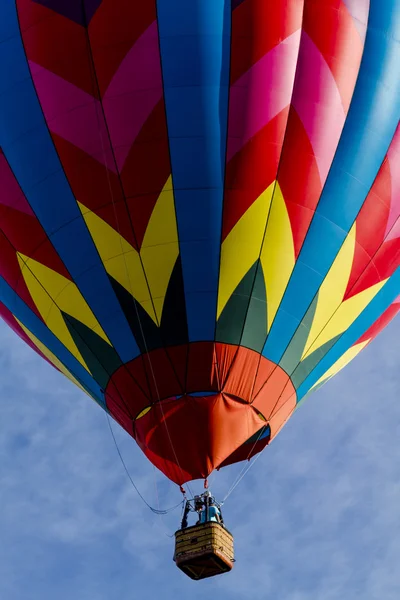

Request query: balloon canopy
[{"left": 0, "top": 0, "right": 399, "bottom": 485}]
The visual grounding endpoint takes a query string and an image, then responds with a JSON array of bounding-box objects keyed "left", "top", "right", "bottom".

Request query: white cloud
[{"left": 0, "top": 317, "right": 399, "bottom": 599}]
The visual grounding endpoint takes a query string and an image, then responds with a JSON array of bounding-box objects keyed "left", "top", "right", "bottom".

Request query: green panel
[
  {"left": 109, "top": 275, "right": 161, "bottom": 354},
  {"left": 63, "top": 313, "right": 122, "bottom": 390},
  {"left": 279, "top": 294, "right": 319, "bottom": 374},
  {"left": 216, "top": 262, "right": 259, "bottom": 346},
  {"left": 241, "top": 262, "right": 268, "bottom": 352},
  {"left": 160, "top": 256, "right": 189, "bottom": 347},
  {"left": 291, "top": 335, "right": 341, "bottom": 389},
  {"left": 295, "top": 377, "right": 331, "bottom": 408}
]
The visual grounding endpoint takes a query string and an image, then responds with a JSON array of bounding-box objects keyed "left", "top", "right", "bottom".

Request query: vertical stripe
[
  {"left": 0, "top": 2, "right": 140, "bottom": 362},
  {"left": 264, "top": 1, "right": 400, "bottom": 363},
  {"left": 156, "top": 0, "right": 231, "bottom": 340}
]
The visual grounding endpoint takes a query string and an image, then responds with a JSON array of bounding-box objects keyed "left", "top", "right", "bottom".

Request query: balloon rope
[
  {"left": 222, "top": 405, "right": 294, "bottom": 503},
  {"left": 106, "top": 412, "right": 183, "bottom": 515},
  {"left": 221, "top": 415, "right": 275, "bottom": 503},
  {"left": 82, "top": 24, "right": 192, "bottom": 497},
  {"left": 222, "top": 450, "right": 263, "bottom": 504},
  {"left": 221, "top": 427, "right": 266, "bottom": 503}
]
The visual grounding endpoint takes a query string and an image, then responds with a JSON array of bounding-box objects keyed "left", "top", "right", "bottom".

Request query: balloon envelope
[{"left": 0, "top": 0, "right": 399, "bottom": 484}]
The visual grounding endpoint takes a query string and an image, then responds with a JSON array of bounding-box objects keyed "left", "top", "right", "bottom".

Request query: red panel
[
  {"left": 105, "top": 366, "right": 149, "bottom": 420},
  {"left": 186, "top": 342, "right": 219, "bottom": 393},
  {"left": 356, "top": 301, "right": 400, "bottom": 345},
  {"left": 215, "top": 342, "right": 239, "bottom": 388},
  {"left": 0, "top": 213, "right": 73, "bottom": 319},
  {"left": 223, "top": 0, "right": 303, "bottom": 242},
  {"left": 105, "top": 343, "right": 297, "bottom": 484},
  {"left": 269, "top": 391, "right": 297, "bottom": 438},
  {"left": 0, "top": 231, "right": 39, "bottom": 314},
  {"left": 19, "top": 0, "right": 170, "bottom": 252},
  {"left": 351, "top": 238, "right": 400, "bottom": 297},
  {"left": 106, "top": 397, "right": 134, "bottom": 437},
  {"left": 124, "top": 357, "right": 151, "bottom": 399},
  {"left": 303, "top": 0, "right": 364, "bottom": 111},
  {"left": 134, "top": 393, "right": 266, "bottom": 485},
  {"left": 223, "top": 108, "right": 289, "bottom": 240},
  {"left": 345, "top": 156, "right": 398, "bottom": 298},
  {"left": 231, "top": 0, "right": 302, "bottom": 83},
  {"left": 165, "top": 344, "right": 189, "bottom": 391},
  {"left": 17, "top": 0, "right": 97, "bottom": 96},
  {"left": 252, "top": 364, "right": 295, "bottom": 419},
  {"left": 105, "top": 355, "right": 152, "bottom": 420},
  {"left": 88, "top": 0, "right": 157, "bottom": 94},
  {"left": 142, "top": 348, "right": 184, "bottom": 401},
  {"left": 278, "top": 108, "right": 322, "bottom": 256},
  {"left": 346, "top": 160, "right": 391, "bottom": 286},
  {"left": 51, "top": 134, "right": 137, "bottom": 248},
  {"left": 219, "top": 433, "right": 270, "bottom": 469},
  {"left": 223, "top": 346, "right": 260, "bottom": 401},
  {"left": 0, "top": 304, "right": 53, "bottom": 368},
  {"left": 252, "top": 358, "right": 277, "bottom": 399},
  {"left": 0, "top": 204, "right": 70, "bottom": 277},
  {"left": 123, "top": 102, "right": 172, "bottom": 247}
]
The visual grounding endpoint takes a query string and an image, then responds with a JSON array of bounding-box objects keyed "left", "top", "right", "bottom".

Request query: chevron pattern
[{"left": 0, "top": 0, "right": 398, "bottom": 484}]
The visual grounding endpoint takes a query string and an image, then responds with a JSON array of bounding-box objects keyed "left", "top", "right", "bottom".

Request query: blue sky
[{"left": 0, "top": 317, "right": 400, "bottom": 599}]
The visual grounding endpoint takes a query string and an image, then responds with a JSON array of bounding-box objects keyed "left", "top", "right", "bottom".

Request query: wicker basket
[{"left": 174, "top": 522, "right": 234, "bottom": 580}]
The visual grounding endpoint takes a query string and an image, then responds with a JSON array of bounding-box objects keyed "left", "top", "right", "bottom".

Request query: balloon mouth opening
[
  {"left": 133, "top": 391, "right": 271, "bottom": 484},
  {"left": 104, "top": 342, "right": 297, "bottom": 484}
]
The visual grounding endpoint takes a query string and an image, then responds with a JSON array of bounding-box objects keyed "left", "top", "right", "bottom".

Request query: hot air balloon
[{"left": 0, "top": 0, "right": 399, "bottom": 580}]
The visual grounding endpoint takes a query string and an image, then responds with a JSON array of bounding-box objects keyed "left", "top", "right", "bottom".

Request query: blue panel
[
  {"left": 0, "top": 278, "right": 105, "bottom": 407},
  {"left": 174, "top": 189, "right": 222, "bottom": 242},
  {"left": 157, "top": 0, "right": 229, "bottom": 35},
  {"left": 179, "top": 240, "right": 220, "bottom": 293},
  {"left": 0, "top": 2, "right": 16, "bottom": 42},
  {"left": 169, "top": 139, "right": 225, "bottom": 190},
  {"left": 265, "top": 310, "right": 302, "bottom": 362},
  {"left": 164, "top": 88, "right": 223, "bottom": 138},
  {"left": 0, "top": 4, "right": 140, "bottom": 363},
  {"left": 297, "top": 268, "right": 400, "bottom": 399},
  {"left": 263, "top": 2, "right": 400, "bottom": 362},
  {"left": 157, "top": 0, "right": 231, "bottom": 340},
  {"left": 258, "top": 425, "right": 271, "bottom": 441},
  {"left": 51, "top": 219, "right": 106, "bottom": 278},
  {"left": 299, "top": 215, "right": 348, "bottom": 276}
]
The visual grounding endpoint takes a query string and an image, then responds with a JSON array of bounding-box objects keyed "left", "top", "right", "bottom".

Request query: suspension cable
[
  {"left": 82, "top": 23, "right": 192, "bottom": 497},
  {"left": 222, "top": 450, "right": 264, "bottom": 503},
  {"left": 221, "top": 426, "right": 268, "bottom": 503},
  {"left": 106, "top": 413, "right": 184, "bottom": 515}
]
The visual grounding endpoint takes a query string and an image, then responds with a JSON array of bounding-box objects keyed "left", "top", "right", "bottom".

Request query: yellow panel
[
  {"left": 141, "top": 177, "right": 179, "bottom": 322},
  {"left": 79, "top": 178, "right": 178, "bottom": 325},
  {"left": 302, "top": 225, "right": 356, "bottom": 356},
  {"left": 303, "top": 279, "right": 386, "bottom": 358},
  {"left": 142, "top": 177, "right": 176, "bottom": 248},
  {"left": 78, "top": 202, "right": 132, "bottom": 262},
  {"left": 309, "top": 339, "right": 370, "bottom": 391},
  {"left": 18, "top": 253, "right": 109, "bottom": 340},
  {"left": 78, "top": 202, "right": 157, "bottom": 322},
  {"left": 260, "top": 182, "right": 295, "bottom": 330},
  {"left": 16, "top": 318, "right": 90, "bottom": 397},
  {"left": 17, "top": 254, "right": 103, "bottom": 371},
  {"left": 135, "top": 405, "right": 152, "bottom": 420},
  {"left": 217, "top": 182, "right": 274, "bottom": 318}
]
